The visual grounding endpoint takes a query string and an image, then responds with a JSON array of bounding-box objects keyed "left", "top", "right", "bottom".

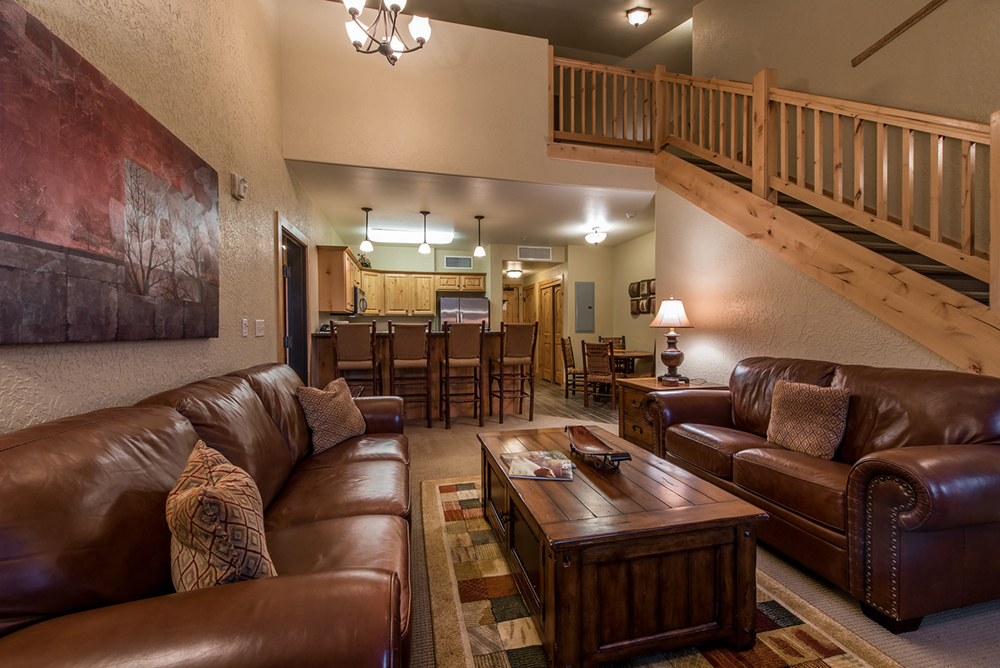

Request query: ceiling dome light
[
  {"left": 506, "top": 269, "right": 522, "bottom": 279},
  {"left": 474, "top": 215, "right": 486, "bottom": 258},
  {"left": 418, "top": 211, "right": 432, "bottom": 254},
  {"left": 585, "top": 227, "right": 607, "bottom": 245},
  {"left": 359, "top": 207, "right": 374, "bottom": 252},
  {"left": 626, "top": 6, "right": 650, "bottom": 27}
]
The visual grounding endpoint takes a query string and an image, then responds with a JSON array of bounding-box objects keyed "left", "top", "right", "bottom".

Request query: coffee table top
[{"left": 479, "top": 426, "right": 766, "bottom": 549}]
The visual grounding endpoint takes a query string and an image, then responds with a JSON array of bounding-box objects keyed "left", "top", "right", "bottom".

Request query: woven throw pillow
[
  {"left": 767, "top": 380, "right": 850, "bottom": 459},
  {"left": 296, "top": 377, "right": 367, "bottom": 454},
  {"left": 166, "top": 441, "right": 276, "bottom": 592}
]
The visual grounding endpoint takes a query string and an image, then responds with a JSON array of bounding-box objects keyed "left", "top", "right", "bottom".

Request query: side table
[{"left": 617, "top": 377, "right": 727, "bottom": 454}]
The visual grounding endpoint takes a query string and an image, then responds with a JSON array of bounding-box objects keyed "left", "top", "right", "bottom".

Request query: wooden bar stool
[
  {"left": 583, "top": 340, "right": 617, "bottom": 409},
  {"left": 561, "top": 336, "right": 584, "bottom": 398},
  {"left": 440, "top": 321, "right": 485, "bottom": 429},
  {"left": 332, "top": 320, "right": 379, "bottom": 396},
  {"left": 489, "top": 322, "right": 537, "bottom": 424},
  {"left": 388, "top": 320, "right": 432, "bottom": 428}
]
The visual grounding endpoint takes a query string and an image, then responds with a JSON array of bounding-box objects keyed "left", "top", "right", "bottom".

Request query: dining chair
[
  {"left": 488, "top": 322, "right": 537, "bottom": 424},
  {"left": 332, "top": 320, "right": 379, "bottom": 396},
  {"left": 599, "top": 335, "right": 629, "bottom": 375},
  {"left": 582, "top": 340, "right": 617, "bottom": 409},
  {"left": 440, "top": 321, "right": 485, "bottom": 429},
  {"left": 561, "top": 336, "right": 584, "bottom": 398},
  {"left": 388, "top": 320, "right": 432, "bottom": 428}
]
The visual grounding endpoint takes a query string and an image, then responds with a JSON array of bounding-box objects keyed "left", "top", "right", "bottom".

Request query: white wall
[
  {"left": 612, "top": 231, "right": 657, "bottom": 371},
  {"left": 565, "top": 244, "right": 614, "bottom": 341},
  {"left": 279, "top": 0, "right": 657, "bottom": 193},
  {"left": 653, "top": 187, "right": 957, "bottom": 382},
  {"left": 1, "top": 0, "right": 339, "bottom": 433}
]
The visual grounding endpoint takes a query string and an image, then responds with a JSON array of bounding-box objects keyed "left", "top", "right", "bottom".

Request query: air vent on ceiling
[
  {"left": 518, "top": 246, "right": 552, "bottom": 261},
  {"left": 444, "top": 255, "right": 474, "bottom": 269}
]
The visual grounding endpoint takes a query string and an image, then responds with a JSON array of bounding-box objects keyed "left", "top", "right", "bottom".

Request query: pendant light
[
  {"left": 359, "top": 207, "right": 374, "bottom": 252},
  {"left": 474, "top": 215, "right": 486, "bottom": 258},
  {"left": 418, "top": 211, "right": 431, "bottom": 254}
]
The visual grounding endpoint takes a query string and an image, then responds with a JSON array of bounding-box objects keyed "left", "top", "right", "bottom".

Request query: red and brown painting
[{"left": 0, "top": 0, "right": 219, "bottom": 343}]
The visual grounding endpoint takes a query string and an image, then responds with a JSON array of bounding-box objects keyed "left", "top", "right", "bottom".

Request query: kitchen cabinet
[
  {"left": 361, "top": 270, "right": 383, "bottom": 315},
  {"left": 383, "top": 273, "right": 410, "bottom": 316},
  {"left": 411, "top": 274, "right": 435, "bottom": 315},
  {"left": 384, "top": 273, "right": 435, "bottom": 316},
  {"left": 461, "top": 274, "right": 486, "bottom": 291},
  {"left": 435, "top": 274, "right": 461, "bottom": 291},
  {"left": 435, "top": 273, "right": 486, "bottom": 292},
  {"left": 317, "top": 246, "right": 362, "bottom": 314}
]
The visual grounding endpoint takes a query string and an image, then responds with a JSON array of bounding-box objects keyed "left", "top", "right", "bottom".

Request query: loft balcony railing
[{"left": 549, "top": 52, "right": 1000, "bottom": 309}]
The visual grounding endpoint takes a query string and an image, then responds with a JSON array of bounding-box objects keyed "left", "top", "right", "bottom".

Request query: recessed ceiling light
[{"left": 626, "top": 7, "right": 650, "bottom": 27}]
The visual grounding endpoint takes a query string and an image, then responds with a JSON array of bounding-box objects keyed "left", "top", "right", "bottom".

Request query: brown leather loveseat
[
  {"left": 642, "top": 356, "right": 1000, "bottom": 632},
  {"left": 0, "top": 363, "right": 411, "bottom": 667}
]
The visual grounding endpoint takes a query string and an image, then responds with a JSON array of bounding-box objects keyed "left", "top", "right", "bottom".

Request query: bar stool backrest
[
  {"left": 561, "top": 336, "right": 576, "bottom": 368},
  {"left": 599, "top": 335, "right": 626, "bottom": 350},
  {"left": 502, "top": 322, "right": 537, "bottom": 361},
  {"left": 390, "top": 321, "right": 430, "bottom": 360},
  {"left": 583, "top": 340, "right": 615, "bottom": 378},
  {"left": 332, "top": 322, "right": 375, "bottom": 362},
  {"left": 445, "top": 322, "right": 483, "bottom": 360}
]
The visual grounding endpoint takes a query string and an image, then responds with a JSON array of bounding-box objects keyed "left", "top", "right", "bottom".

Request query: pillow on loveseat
[
  {"left": 766, "top": 379, "right": 849, "bottom": 459},
  {"left": 296, "top": 378, "right": 366, "bottom": 454},
  {"left": 166, "top": 440, "right": 277, "bottom": 592}
]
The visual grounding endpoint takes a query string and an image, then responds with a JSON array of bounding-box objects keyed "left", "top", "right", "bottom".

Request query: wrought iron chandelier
[{"left": 343, "top": 0, "right": 431, "bottom": 66}]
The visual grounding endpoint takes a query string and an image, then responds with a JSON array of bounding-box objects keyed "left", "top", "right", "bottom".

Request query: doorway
[
  {"left": 281, "top": 229, "right": 309, "bottom": 383},
  {"left": 537, "top": 278, "right": 563, "bottom": 384}
]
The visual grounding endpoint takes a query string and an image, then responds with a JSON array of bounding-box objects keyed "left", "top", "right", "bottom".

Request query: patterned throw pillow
[
  {"left": 767, "top": 380, "right": 850, "bottom": 459},
  {"left": 296, "top": 377, "right": 367, "bottom": 454},
  {"left": 166, "top": 441, "right": 277, "bottom": 592}
]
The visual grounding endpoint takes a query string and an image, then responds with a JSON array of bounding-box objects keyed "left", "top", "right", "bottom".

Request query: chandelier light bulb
[
  {"left": 585, "top": 227, "right": 607, "bottom": 245},
  {"left": 345, "top": 20, "right": 368, "bottom": 46},
  {"left": 626, "top": 7, "right": 650, "bottom": 27},
  {"left": 409, "top": 16, "right": 431, "bottom": 44},
  {"left": 389, "top": 0, "right": 406, "bottom": 12},
  {"left": 344, "top": 0, "right": 366, "bottom": 16},
  {"left": 389, "top": 35, "right": 405, "bottom": 55}
]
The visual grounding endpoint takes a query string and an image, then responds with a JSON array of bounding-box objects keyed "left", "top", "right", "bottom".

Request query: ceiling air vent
[
  {"left": 444, "top": 255, "right": 474, "bottom": 269},
  {"left": 518, "top": 246, "right": 552, "bottom": 261}
]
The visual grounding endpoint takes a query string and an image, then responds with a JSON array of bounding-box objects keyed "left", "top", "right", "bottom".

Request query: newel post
[
  {"left": 548, "top": 45, "right": 555, "bottom": 145},
  {"left": 752, "top": 68, "right": 778, "bottom": 203},
  {"left": 991, "top": 110, "right": 1000, "bottom": 309}
]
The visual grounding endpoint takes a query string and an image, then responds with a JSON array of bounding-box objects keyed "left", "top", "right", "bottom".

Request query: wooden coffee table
[{"left": 479, "top": 426, "right": 767, "bottom": 668}]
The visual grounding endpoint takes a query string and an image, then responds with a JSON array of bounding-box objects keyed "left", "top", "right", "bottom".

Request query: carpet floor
[{"left": 403, "top": 400, "right": 1000, "bottom": 668}]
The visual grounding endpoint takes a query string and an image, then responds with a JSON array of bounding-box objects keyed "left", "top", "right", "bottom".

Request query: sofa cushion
[
  {"left": 297, "top": 379, "right": 367, "bottom": 454},
  {"left": 666, "top": 424, "right": 778, "bottom": 479},
  {"left": 833, "top": 364, "right": 1000, "bottom": 463},
  {"left": 730, "top": 357, "right": 838, "bottom": 437},
  {"left": 267, "top": 515, "right": 411, "bottom": 640},
  {"left": 733, "top": 448, "right": 850, "bottom": 532},
  {"left": 227, "top": 363, "right": 311, "bottom": 465},
  {"left": 294, "top": 434, "right": 410, "bottom": 468},
  {"left": 0, "top": 406, "right": 198, "bottom": 637},
  {"left": 264, "top": 460, "right": 411, "bottom": 532},
  {"left": 166, "top": 442, "right": 277, "bottom": 592},
  {"left": 767, "top": 380, "right": 850, "bottom": 459},
  {"left": 137, "top": 376, "right": 292, "bottom": 507}
]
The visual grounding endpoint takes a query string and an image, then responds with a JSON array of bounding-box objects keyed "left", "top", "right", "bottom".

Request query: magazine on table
[{"left": 500, "top": 450, "right": 574, "bottom": 481}]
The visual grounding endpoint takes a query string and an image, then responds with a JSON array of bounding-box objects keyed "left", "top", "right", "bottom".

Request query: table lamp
[{"left": 649, "top": 297, "right": 692, "bottom": 384}]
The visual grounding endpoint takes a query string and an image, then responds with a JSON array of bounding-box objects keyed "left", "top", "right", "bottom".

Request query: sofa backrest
[
  {"left": 833, "top": 364, "right": 1000, "bottom": 462},
  {"left": 137, "top": 375, "right": 292, "bottom": 507},
  {"left": 227, "top": 363, "right": 311, "bottom": 464},
  {"left": 0, "top": 406, "right": 198, "bottom": 638},
  {"left": 729, "top": 357, "right": 838, "bottom": 437}
]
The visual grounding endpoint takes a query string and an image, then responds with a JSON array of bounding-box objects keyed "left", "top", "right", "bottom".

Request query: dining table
[{"left": 611, "top": 349, "right": 654, "bottom": 376}]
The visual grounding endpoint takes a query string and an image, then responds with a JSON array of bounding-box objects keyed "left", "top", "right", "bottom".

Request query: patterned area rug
[{"left": 423, "top": 478, "right": 902, "bottom": 668}]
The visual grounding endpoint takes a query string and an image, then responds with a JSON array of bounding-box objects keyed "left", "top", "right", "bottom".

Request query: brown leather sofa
[
  {"left": 0, "top": 363, "right": 411, "bottom": 667},
  {"left": 642, "top": 356, "right": 1000, "bottom": 632}
]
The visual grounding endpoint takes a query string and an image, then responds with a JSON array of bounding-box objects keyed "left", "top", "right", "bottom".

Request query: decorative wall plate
[
  {"left": 630, "top": 299, "right": 639, "bottom": 315},
  {"left": 639, "top": 280, "right": 650, "bottom": 297},
  {"left": 628, "top": 282, "right": 640, "bottom": 298},
  {"left": 638, "top": 298, "right": 651, "bottom": 314},
  {"left": 649, "top": 279, "right": 655, "bottom": 295}
]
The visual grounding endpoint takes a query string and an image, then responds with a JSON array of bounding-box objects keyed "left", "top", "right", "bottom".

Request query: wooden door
[
  {"left": 539, "top": 286, "right": 554, "bottom": 381},
  {"left": 410, "top": 274, "right": 435, "bottom": 315},
  {"left": 524, "top": 285, "right": 537, "bottom": 324},
  {"left": 502, "top": 285, "right": 522, "bottom": 325},
  {"left": 362, "top": 271, "right": 383, "bottom": 315},
  {"left": 553, "top": 284, "right": 564, "bottom": 384},
  {"left": 383, "top": 273, "right": 409, "bottom": 315}
]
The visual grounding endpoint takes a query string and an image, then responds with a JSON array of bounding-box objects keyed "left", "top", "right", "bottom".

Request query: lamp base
[
  {"left": 658, "top": 329, "right": 688, "bottom": 386},
  {"left": 657, "top": 373, "right": 689, "bottom": 386}
]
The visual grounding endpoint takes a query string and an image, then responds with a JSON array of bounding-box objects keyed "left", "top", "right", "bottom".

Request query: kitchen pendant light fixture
[
  {"left": 474, "top": 215, "right": 486, "bottom": 258},
  {"left": 418, "top": 211, "right": 431, "bottom": 254},
  {"left": 343, "top": 0, "right": 431, "bottom": 66},
  {"left": 359, "top": 207, "right": 374, "bottom": 252},
  {"left": 585, "top": 227, "right": 607, "bottom": 245}
]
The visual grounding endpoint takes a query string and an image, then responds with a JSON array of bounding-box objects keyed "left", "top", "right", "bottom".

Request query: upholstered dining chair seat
[
  {"left": 447, "top": 357, "right": 482, "bottom": 368},
  {"left": 567, "top": 366, "right": 583, "bottom": 375},
  {"left": 393, "top": 359, "right": 428, "bottom": 369},
  {"left": 338, "top": 360, "right": 376, "bottom": 371},
  {"left": 501, "top": 356, "right": 533, "bottom": 366},
  {"left": 587, "top": 374, "right": 614, "bottom": 383}
]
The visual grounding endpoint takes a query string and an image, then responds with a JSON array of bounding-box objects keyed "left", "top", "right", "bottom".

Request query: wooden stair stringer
[{"left": 655, "top": 151, "right": 1000, "bottom": 377}]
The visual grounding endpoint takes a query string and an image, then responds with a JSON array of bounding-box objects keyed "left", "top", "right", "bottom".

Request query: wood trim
[
  {"left": 656, "top": 72, "right": 752, "bottom": 96},
  {"left": 752, "top": 68, "right": 778, "bottom": 201},
  {"left": 552, "top": 57, "right": 655, "bottom": 80},
  {"left": 548, "top": 45, "right": 555, "bottom": 144},
  {"left": 663, "top": 135, "right": 752, "bottom": 178},
  {"left": 547, "top": 142, "right": 654, "bottom": 168},
  {"left": 852, "top": 0, "right": 951, "bottom": 68},
  {"left": 770, "top": 177, "right": 990, "bottom": 282},
  {"left": 656, "top": 151, "right": 1000, "bottom": 377},
  {"left": 990, "top": 111, "right": 1000, "bottom": 309},
  {"left": 275, "top": 212, "right": 311, "bottom": 370},
  {"left": 553, "top": 130, "right": 653, "bottom": 151}
]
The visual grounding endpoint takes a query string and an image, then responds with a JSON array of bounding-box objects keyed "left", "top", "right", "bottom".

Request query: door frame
[
  {"left": 275, "top": 212, "right": 311, "bottom": 377},
  {"left": 537, "top": 276, "right": 563, "bottom": 384}
]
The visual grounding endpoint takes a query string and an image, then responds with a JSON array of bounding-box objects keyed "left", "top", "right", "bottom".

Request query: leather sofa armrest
[
  {"left": 641, "top": 389, "right": 734, "bottom": 430},
  {"left": 848, "top": 444, "right": 1000, "bottom": 532},
  {"left": 0, "top": 570, "right": 402, "bottom": 668},
  {"left": 356, "top": 396, "right": 405, "bottom": 434}
]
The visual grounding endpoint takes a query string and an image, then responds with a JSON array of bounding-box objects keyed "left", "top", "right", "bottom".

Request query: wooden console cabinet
[{"left": 617, "top": 378, "right": 727, "bottom": 456}]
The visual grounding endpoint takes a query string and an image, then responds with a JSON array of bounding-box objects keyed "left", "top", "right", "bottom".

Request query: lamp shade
[
  {"left": 360, "top": 238, "right": 373, "bottom": 252},
  {"left": 345, "top": 20, "right": 368, "bottom": 46},
  {"left": 344, "top": 0, "right": 366, "bottom": 15},
  {"left": 650, "top": 298, "right": 692, "bottom": 329},
  {"left": 409, "top": 15, "right": 431, "bottom": 43}
]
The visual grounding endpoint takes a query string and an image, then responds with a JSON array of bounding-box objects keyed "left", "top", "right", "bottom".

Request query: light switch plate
[
  {"left": 241, "top": 318, "right": 248, "bottom": 337},
  {"left": 254, "top": 319, "right": 265, "bottom": 337}
]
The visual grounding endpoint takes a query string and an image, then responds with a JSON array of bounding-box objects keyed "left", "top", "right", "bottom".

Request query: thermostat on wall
[{"left": 231, "top": 173, "right": 249, "bottom": 201}]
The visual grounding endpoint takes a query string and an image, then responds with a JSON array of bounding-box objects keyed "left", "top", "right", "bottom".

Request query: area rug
[{"left": 423, "top": 477, "right": 902, "bottom": 668}]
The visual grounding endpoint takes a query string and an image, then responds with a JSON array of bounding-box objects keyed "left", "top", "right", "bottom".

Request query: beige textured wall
[
  {"left": 617, "top": 19, "right": 692, "bottom": 74},
  {"left": 693, "top": 0, "right": 1000, "bottom": 121},
  {"left": 279, "top": 0, "right": 657, "bottom": 193},
  {"left": 612, "top": 231, "right": 657, "bottom": 360},
  {"left": 1, "top": 0, "right": 339, "bottom": 433},
  {"left": 653, "top": 187, "right": 958, "bottom": 382},
  {"left": 566, "top": 245, "right": 614, "bottom": 341}
]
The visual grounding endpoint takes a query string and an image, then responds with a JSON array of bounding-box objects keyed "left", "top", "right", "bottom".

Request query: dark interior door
[{"left": 282, "top": 232, "right": 308, "bottom": 383}]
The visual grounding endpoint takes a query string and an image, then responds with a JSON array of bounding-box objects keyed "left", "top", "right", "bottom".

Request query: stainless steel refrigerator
[{"left": 439, "top": 297, "right": 490, "bottom": 329}]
